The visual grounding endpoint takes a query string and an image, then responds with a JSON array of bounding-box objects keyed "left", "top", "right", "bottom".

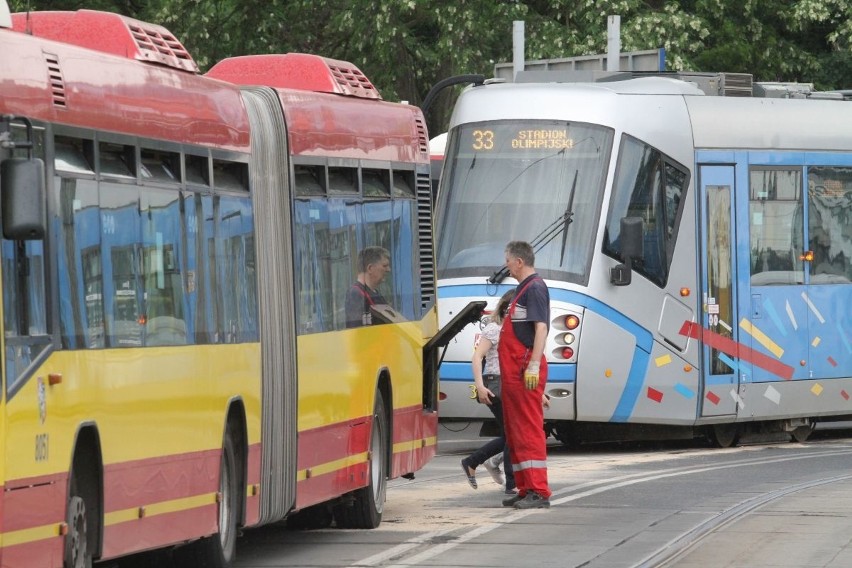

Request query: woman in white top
[{"left": 461, "top": 289, "right": 516, "bottom": 493}]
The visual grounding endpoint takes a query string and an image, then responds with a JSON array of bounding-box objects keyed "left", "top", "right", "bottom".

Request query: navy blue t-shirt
[
  {"left": 510, "top": 273, "right": 550, "bottom": 348},
  {"left": 345, "top": 282, "right": 387, "bottom": 328}
]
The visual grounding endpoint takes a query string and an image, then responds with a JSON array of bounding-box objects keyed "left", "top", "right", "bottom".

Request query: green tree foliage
[{"left": 8, "top": 0, "right": 851, "bottom": 133}]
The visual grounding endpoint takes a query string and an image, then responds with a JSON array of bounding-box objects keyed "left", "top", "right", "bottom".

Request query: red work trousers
[{"left": 498, "top": 315, "right": 551, "bottom": 499}]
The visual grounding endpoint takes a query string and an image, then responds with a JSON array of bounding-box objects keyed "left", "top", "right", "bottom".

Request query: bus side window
[
  {"left": 2, "top": 124, "right": 51, "bottom": 393},
  {"left": 2, "top": 240, "right": 51, "bottom": 392}
]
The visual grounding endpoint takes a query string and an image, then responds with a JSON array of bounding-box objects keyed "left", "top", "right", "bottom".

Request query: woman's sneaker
[{"left": 483, "top": 456, "right": 505, "bottom": 486}]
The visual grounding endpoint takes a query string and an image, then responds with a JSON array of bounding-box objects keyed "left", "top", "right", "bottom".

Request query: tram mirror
[
  {"left": 620, "top": 216, "right": 644, "bottom": 260},
  {"left": 610, "top": 216, "right": 644, "bottom": 287},
  {"left": 1, "top": 157, "right": 47, "bottom": 240}
]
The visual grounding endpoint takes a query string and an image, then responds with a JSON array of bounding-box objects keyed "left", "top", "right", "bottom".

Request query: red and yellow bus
[{"left": 0, "top": 6, "right": 461, "bottom": 567}]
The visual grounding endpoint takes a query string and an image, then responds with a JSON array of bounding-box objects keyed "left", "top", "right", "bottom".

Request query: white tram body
[{"left": 434, "top": 74, "right": 852, "bottom": 444}]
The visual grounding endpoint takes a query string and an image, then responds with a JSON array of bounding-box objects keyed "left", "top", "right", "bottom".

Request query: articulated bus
[
  {"left": 0, "top": 6, "right": 457, "bottom": 567},
  {"left": 434, "top": 71, "right": 852, "bottom": 447}
]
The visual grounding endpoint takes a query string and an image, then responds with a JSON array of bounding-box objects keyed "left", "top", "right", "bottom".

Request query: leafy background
[{"left": 9, "top": 0, "right": 852, "bottom": 133}]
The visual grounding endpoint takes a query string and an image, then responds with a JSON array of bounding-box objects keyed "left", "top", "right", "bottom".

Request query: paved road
[{"left": 226, "top": 424, "right": 852, "bottom": 568}]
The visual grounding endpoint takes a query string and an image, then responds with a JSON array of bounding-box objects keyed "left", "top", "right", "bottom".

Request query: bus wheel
[
  {"left": 710, "top": 424, "right": 739, "bottom": 448},
  {"left": 334, "top": 391, "right": 387, "bottom": 529},
  {"left": 64, "top": 490, "right": 92, "bottom": 568},
  {"left": 174, "top": 427, "right": 240, "bottom": 567},
  {"left": 791, "top": 423, "right": 814, "bottom": 443}
]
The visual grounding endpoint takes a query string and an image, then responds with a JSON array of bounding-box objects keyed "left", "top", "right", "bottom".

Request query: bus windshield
[{"left": 435, "top": 120, "right": 613, "bottom": 283}]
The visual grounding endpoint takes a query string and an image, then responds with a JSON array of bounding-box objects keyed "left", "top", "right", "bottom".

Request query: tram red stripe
[{"left": 679, "top": 321, "right": 794, "bottom": 380}]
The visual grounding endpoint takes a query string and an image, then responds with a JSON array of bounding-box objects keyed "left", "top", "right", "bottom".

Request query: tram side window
[
  {"left": 3, "top": 125, "right": 50, "bottom": 393},
  {"left": 749, "top": 168, "right": 803, "bottom": 285},
  {"left": 603, "top": 135, "right": 688, "bottom": 287},
  {"left": 807, "top": 167, "right": 851, "bottom": 283}
]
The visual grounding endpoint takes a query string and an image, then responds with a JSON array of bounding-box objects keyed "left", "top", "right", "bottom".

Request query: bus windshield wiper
[{"left": 487, "top": 169, "right": 577, "bottom": 284}]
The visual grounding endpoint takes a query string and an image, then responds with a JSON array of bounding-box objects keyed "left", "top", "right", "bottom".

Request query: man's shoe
[
  {"left": 513, "top": 491, "right": 550, "bottom": 509},
  {"left": 502, "top": 492, "right": 523, "bottom": 507},
  {"left": 504, "top": 487, "right": 517, "bottom": 495},
  {"left": 483, "top": 457, "right": 505, "bottom": 486}
]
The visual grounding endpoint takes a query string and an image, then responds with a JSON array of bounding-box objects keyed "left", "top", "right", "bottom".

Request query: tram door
[{"left": 698, "top": 166, "right": 739, "bottom": 417}]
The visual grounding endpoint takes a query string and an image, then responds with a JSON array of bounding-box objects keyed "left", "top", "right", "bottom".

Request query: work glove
[{"left": 524, "top": 361, "right": 540, "bottom": 390}]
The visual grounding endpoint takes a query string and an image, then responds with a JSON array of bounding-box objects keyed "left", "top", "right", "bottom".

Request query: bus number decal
[
  {"left": 35, "top": 433, "right": 49, "bottom": 462},
  {"left": 472, "top": 130, "right": 494, "bottom": 151}
]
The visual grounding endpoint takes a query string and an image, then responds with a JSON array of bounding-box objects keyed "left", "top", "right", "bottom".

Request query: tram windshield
[{"left": 435, "top": 120, "right": 613, "bottom": 284}]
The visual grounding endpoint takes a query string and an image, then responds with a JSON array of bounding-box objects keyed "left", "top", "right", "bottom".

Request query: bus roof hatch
[
  {"left": 9, "top": 9, "right": 198, "bottom": 73},
  {"left": 207, "top": 53, "right": 382, "bottom": 100}
]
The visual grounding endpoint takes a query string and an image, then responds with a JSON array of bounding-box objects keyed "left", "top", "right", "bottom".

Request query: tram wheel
[
  {"left": 710, "top": 424, "right": 739, "bottom": 448},
  {"left": 334, "top": 390, "right": 387, "bottom": 529},
  {"left": 552, "top": 421, "right": 582, "bottom": 450},
  {"left": 790, "top": 424, "right": 815, "bottom": 443}
]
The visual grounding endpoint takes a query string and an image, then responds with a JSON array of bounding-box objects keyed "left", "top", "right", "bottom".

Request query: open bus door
[{"left": 697, "top": 165, "right": 741, "bottom": 429}]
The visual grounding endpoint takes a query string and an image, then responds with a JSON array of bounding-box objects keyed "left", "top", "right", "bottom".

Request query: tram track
[
  {"left": 633, "top": 472, "right": 852, "bottom": 568},
  {"left": 366, "top": 444, "right": 852, "bottom": 568}
]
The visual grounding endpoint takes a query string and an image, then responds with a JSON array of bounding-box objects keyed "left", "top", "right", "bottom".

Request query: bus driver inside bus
[{"left": 345, "top": 246, "right": 392, "bottom": 327}]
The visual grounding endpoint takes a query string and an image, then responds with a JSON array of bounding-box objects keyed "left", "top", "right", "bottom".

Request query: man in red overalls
[{"left": 498, "top": 240, "right": 552, "bottom": 509}]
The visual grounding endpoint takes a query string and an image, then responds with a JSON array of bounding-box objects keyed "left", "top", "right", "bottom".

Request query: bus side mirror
[
  {"left": 610, "top": 216, "right": 643, "bottom": 286},
  {"left": 1, "top": 156, "right": 46, "bottom": 240}
]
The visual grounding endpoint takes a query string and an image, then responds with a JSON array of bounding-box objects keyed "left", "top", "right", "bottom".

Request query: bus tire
[
  {"left": 334, "top": 390, "right": 387, "bottom": 529},
  {"left": 174, "top": 426, "right": 240, "bottom": 567},
  {"left": 64, "top": 486, "right": 92, "bottom": 568}
]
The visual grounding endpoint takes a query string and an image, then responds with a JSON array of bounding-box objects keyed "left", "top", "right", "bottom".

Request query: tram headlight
[{"left": 555, "top": 332, "right": 575, "bottom": 345}]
